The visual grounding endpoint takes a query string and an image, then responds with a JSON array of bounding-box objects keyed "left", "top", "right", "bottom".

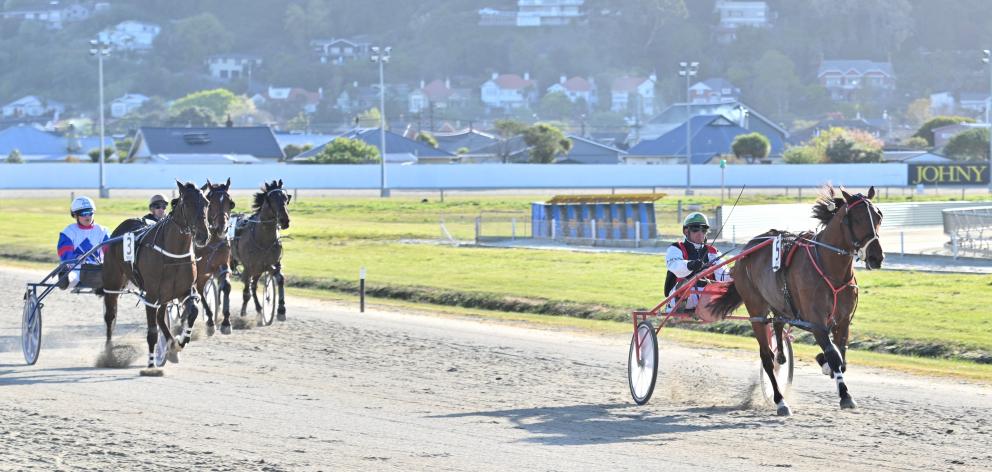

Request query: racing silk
[
  {"left": 56, "top": 223, "right": 109, "bottom": 264},
  {"left": 665, "top": 240, "right": 729, "bottom": 294},
  {"left": 142, "top": 212, "right": 160, "bottom": 226}
]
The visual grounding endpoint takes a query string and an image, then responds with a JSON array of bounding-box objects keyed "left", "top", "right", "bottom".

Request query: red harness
[{"left": 788, "top": 240, "right": 858, "bottom": 327}]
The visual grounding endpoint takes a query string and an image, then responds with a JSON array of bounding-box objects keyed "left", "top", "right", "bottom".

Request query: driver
[
  {"left": 56, "top": 196, "right": 109, "bottom": 290},
  {"left": 665, "top": 212, "right": 729, "bottom": 310},
  {"left": 142, "top": 194, "right": 168, "bottom": 225}
]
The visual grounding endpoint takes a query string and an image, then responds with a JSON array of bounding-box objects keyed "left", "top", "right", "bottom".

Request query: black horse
[
  {"left": 231, "top": 179, "right": 291, "bottom": 321},
  {"left": 196, "top": 178, "right": 236, "bottom": 335}
]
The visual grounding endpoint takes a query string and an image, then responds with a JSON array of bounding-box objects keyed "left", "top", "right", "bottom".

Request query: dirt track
[{"left": 0, "top": 265, "right": 990, "bottom": 471}]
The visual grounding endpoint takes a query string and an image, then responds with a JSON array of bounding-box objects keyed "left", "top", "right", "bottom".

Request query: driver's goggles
[{"left": 687, "top": 225, "right": 709, "bottom": 233}]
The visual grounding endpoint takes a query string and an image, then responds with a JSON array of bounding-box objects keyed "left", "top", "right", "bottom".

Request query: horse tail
[{"left": 707, "top": 281, "right": 743, "bottom": 319}]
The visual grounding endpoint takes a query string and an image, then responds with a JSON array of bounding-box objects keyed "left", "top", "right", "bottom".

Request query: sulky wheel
[
  {"left": 21, "top": 290, "right": 42, "bottom": 365},
  {"left": 257, "top": 272, "right": 277, "bottom": 326},
  {"left": 155, "top": 306, "right": 175, "bottom": 368},
  {"left": 760, "top": 325, "right": 795, "bottom": 404},
  {"left": 628, "top": 320, "right": 659, "bottom": 405},
  {"left": 203, "top": 275, "right": 221, "bottom": 324}
]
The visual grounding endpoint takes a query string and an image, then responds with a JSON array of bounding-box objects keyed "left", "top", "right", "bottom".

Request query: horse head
[
  {"left": 175, "top": 180, "right": 210, "bottom": 247},
  {"left": 257, "top": 179, "right": 291, "bottom": 230},
  {"left": 201, "top": 178, "right": 235, "bottom": 239},
  {"left": 838, "top": 186, "right": 884, "bottom": 270}
]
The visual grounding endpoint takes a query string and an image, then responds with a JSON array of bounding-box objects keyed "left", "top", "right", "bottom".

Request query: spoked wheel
[
  {"left": 760, "top": 324, "right": 795, "bottom": 404},
  {"left": 167, "top": 302, "right": 183, "bottom": 337},
  {"left": 155, "top": 305, "right": 178, "bottom": 368},
  {"left": 628, "top": 320, "right": 659, "bottom": 405},
  {"left": 257, "top": 273, "right": 277, "bottom": 326},
  {"left": 203, "top": 275, "right": 221, "bottom": 326},
  {"left": 21, "top": 290, "right": 42, "bottom": 365}
]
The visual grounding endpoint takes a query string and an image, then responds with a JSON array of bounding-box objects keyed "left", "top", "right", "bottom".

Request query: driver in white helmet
[{"left": 56, "top": 196, "right": 109, "bottom": 290}]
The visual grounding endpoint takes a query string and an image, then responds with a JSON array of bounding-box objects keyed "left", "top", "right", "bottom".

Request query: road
[{"left": 0, "top": 265, "right": 989, "bottom": 471}]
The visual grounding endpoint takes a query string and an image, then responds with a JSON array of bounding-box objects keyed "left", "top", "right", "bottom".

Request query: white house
[
  {"left": 480, "top": 0, "right": 585, "bottom": 27},
  {"left": 817, "top": 60, "right": 895, "bottom": 101},
  {"left": 546, "top": 76, "right": 596, "bottom": 107},
  {"left": 98, "top": 21, "right": 161, "bottom": 52},
  {"left": 2, "top": 96, "right": 64, "bottom": 118},
  {"left": 206, "top": 54, "right": 263, "bottom": 81},
  {"left": 689, "top": 78, "right": 741, "bottom": 104},
  {"left": 611, "top": 75, "right": 656, "bottom": 116},
  {"left": 110, "top": 94, "right": 150, "bottom": 118},
  {"left": 310, "top": 38, "right": 370, "bottom": 64},
  {"left": 481, "top": 73, "right": 537, "bottom": 110}
]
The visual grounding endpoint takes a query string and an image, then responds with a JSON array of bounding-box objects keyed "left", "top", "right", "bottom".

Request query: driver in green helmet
[{"left": 664, "top": 212, "right": 730, "bottom": 310}]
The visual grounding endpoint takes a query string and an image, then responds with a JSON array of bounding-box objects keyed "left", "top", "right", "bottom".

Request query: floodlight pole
[
  {"left": 679, "top": 61, "right": 699, "bottom": 196},
  {"left": 90, "top": 38, "right": 110, "bottom": 198},
  {"left": 372, "top": 46, "right": 392, "bottom": 197}
]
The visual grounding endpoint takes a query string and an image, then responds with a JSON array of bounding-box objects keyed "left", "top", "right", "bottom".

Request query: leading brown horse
[
  {"left": 196, "top": 178, "right": 235, "bottom": 335},
  {"left": 101, "top": 181, "right": 210, "bottom": 374},
  {"left": 710, "top": 184, "right": 883, "bottom": 415}
]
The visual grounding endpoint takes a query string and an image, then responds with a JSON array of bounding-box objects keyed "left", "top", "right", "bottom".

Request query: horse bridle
[
  {"left": 254, "top": 188, "right": 290, "bottom": 225},
  {"left": 206, "top": 187, "right": 233, "bottom": 236},
  {"left": 173, "top": 188, "right": 206, "bottom": 237},
  {"left": 842, "top": 195, "right": 880, "bottom": 262}
]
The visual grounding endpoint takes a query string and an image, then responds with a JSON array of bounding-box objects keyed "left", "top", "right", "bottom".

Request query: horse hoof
[
  {"left": 840, "top": 397, "right": 857, "bottom": 410},
  {"left": 167, "top": 350, "right": 180, "bottom": 364},
  {"left": 139, "top": 368, "right": 164, "bottom": 377},
  {"left": 277, "top": 312, "right": 286, "bottom": 322},
  {"left": 777, "top": 405, "right": 792, "bottom": 416},
  {"left": 206, "top": 325, "right": 215, "bottom": 337},
  {"left": 220, "top": 324, "right": 232, "bottom": 335}
]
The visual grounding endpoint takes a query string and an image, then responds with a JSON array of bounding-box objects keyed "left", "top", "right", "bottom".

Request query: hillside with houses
[{"left": 1, "top": 0, "right": 992, "bottom": 165}]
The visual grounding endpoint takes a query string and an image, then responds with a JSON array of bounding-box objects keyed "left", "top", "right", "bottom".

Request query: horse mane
[
  {"left": 252, "top": 180, "right": 282, "bottom": 211},
  {"left": 811, "top": 184, "right": 846, "bottom": 228}
]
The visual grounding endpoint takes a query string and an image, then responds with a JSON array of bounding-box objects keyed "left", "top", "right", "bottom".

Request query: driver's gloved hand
[{"left": 686, "top": 260, "right": 704, "bottom": 272}]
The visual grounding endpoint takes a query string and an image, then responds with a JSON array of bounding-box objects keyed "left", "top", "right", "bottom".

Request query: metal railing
[
  {"left": 473, "top": 215, "right": 680, "bottom": 247},
  {"left": 943, "top": 206, "right": 992, "bottom": 257}
]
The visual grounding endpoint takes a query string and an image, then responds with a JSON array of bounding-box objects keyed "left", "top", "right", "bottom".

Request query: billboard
[{"left": 908, "top": 163, "right": 989, "bottom": 185}]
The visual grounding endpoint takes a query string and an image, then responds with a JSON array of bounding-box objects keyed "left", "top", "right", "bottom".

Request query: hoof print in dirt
[{"left": 139, "top": 368, "right": 164, "bottom": 377}]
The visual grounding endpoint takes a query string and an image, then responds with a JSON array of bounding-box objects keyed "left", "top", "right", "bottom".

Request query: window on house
[{"left": 220, "top": 70, "right": 229, "bottom": 79}]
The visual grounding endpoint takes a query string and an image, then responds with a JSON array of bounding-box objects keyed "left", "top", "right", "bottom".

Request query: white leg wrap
[
  {"left": 147, "top": 353, "right": 155, "bottom": 366},
  {"left": 777, "top": 399, "right": 788, "bottom": 409},
  {"left": 182, "top": 326, "right": 193, "bottom": 339},
  {"left": 834, "top": 373, "right": 845, "bottom": 390}
]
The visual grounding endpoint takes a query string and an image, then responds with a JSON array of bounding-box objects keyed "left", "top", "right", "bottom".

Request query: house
[
  {"left": 480, "top": 0, "right": 585, "bottom": 27},
  {"left": 625, "top": 115, "right": 783, "bottom": 165},
  {"left": 2, "top": 96, "right": 64, "bottom": 119},
  {"left": 958, "top": 92, "right": 990, "bottom": 113},
  {"left": 98, "top": 21, "right": 161, "bottom": 52},
  {"left": 251, "top": 86, "right": 322, "bottom": 115},
  {"left": 408, "top": 79, "right": 470, "bottom": 113},
  {"left": 817, "top": 60, "right": 895, "bottom": 101},
  {"left": 714, "top": 1, "right": 772, "bottom": 42},
  {"left": 110, "top": 94, "right": 150, "bottom": 118},
  {"left": 294, "top": 128, "right": 455, "bottom": 164},
  {"left": 336, "top": 82, "right": 409, "bottom": 113},
  {"left": 546, "top": 76, "right": 597, "bottom": 107},
  {"left": 206, "top": 54, "right": 262, "bottom": 81},
  {"left": 1, "top": 7, "right": 64, "bottom": 29},
  {"left": 127, "top": 126, "right": 285, "bottom": 163},
  {"left": 555, "top": 135, "right": 625, "bottom": 164},
  {"left": 273, "top": 132, "right": 334, "bottom": 151},
  {"left": 432, "top": 128, "right": 498, "bottom": 154},
  {"left": 480, "top": 73, "right": 537, "bottom": 110},
  {"left": 689, "top": 78, "right": 741, "bottom": 105},
  {"left": 637, "top": 100, "right": 788, "bottom": 147},
  {"left": 611, "top": 75, "right": 656, "bottom": 117},
  {"left": 882, "top": 151, "right": 954, "bottom": 164},
  {"left": 789, "top": 118, "right": 884, "bottom": 146},
  {"left": 310, "top": 37, "right": 371, "bottom": 64},
  {"left": 932, "top": 122, "right": 989, "bottom": 148},
  {"left": 0, "top": 123, "right": 112, "bottom": 162},
  {"left": 459, "top": 135, "right": 531, "bottom": 163}
]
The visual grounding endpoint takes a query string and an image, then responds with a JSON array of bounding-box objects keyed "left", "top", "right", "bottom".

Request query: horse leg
[
  {"left": 251, "top": 275, "right": 262, "bottom": 314},
  {"left": 144, "top": 305, "right": 158, "bottom": 369},
  {"left": 103, "top": 293, "right": 118, "bottom": 347},
  {"left": 220, "top": 266, "right": 233, "bottom": 334},
  {"left": 832, "top": 315, "right": 852, "bottom": 374},
  {"left": 178, "top": 292, "right": 199, "bottom": 348},
  {"left": 753, "top": 320, "right": 790, "bottom": 416},
  {"left": 274, "top": 263, "right": 286, "bottom": 321},
  {"left": 197, "top": 274, "right": 215, "bottom": 336},
  {"left": 813, "top": 328, "right": 856, "bottom": 410},
  {"left": 240, "top": 273, "right": 252, "bottom": 318},
  {"left": 774, "top": 322, "right": 787, "bottom": 365}
]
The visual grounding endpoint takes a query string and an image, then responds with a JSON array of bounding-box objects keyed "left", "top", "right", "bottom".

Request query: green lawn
[{"left": 2, "top": 194, "right": 990, "bottom": 355}]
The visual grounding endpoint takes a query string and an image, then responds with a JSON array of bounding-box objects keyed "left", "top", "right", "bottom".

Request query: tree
[
  {"left": 416, "top": 131, "right": 438, "bottom": 149},
  {"left": 538, "top": 92, "right": 575, "bottom": 121},
  {"left": 165, "top": 106, "right": 220, "bottom": 127},
  {"left": 747, "top": 50, "right": 801, "bottom": 120},
  {"left": 6, "top": 148, "right": 22, "bottom": 163},
  {"left": 522, "top": 123, "right": 572, "bottom": 163},
  {"left": 782, "top": 146, "right": 821, "bottom": 164},
  {"left": 356, "top": 108, "right": 381, "bottom": 128},
  {"left": 825, "top": 135, "right": 883, "bottom": 163},
  {"left": 494, "top": 119, "right": 528, "bottom": 163},
  {"left": 283, "top": 143, "right": 313, "bottom": 159},
  {"left": 158, "top": 13, "right": 234, "bottom": 69},
  {"left": 731, "top": 132, "right": 771, "bottom": 162},
  {"left": 904, "top": 98, "right": 932, "bottom": 128},
  {"left": 285, "top": 113, "right": 309, "bottom": 132},
  {"left": 87, "top": 148, "right": 115, "bottom": 163},
  {"left": 309, "top": 137, "right": 380, "bottom": 164},
  {"left": 903, "top": 136, "right": 929, "bottom": 150},
  {"left": 943, "top": 128, "right": 989, "bottom": 162},
  {"left": 170, "top": 89, "right": 240, "bottom": 119},
  {"left": 914, "top": 115, "right": 975, "bottom": 146}
]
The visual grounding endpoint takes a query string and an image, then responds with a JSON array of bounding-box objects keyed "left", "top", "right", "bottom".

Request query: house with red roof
[
  {"left": 610, "top": 74, "right": 656, "bottom": 116},
  {"left": 546, "top": 76, "right": 597, "bottom": 108},
  {"left": 480, "top": 72, "right": 537, "bottom": 110},
  {"left": 408, "top": 79, "right": 470, "bottom": 113}
]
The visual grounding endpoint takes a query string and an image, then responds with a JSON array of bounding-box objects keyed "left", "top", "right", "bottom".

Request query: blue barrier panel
[
  {"left": 610, "top": 203, "right": 621, "bottom": 239},
  {"left": 595, "top": 204, "right": 607, "bottom": 239}
]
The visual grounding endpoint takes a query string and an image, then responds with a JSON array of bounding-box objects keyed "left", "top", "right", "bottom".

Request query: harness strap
[
  {"left": 802, "top": 244, "right": 857, "bottom": 326},
  {"left": 149, "top": 244, "right": 194, "bottom": 259}
]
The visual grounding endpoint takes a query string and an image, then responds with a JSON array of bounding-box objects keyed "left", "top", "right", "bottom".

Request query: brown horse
[
  {"left": 231, "top": 179, "right": 291, "bottom": 321},
  {"left": 195, "top": 178, "right": 236, "bottom": 336},
  {"left": 101, "top": 181, "right": 210, "bottom": 373},
  {"left": 710, "top": 185, "right": 883, "bottom": 415}
]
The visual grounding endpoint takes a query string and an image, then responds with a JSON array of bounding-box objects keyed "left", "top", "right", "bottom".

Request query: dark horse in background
[
  {"left": 101, "top": 181, "right": 210, "bottom": 374},
  {"left": 710, "top": 185, "right": 884, "bottom": 416},
  {"left": 196, "top": 178, "right": 236, "bottom": 335},
  {"left": 231, "top": 179, "right": 291, "bottom": 322}
]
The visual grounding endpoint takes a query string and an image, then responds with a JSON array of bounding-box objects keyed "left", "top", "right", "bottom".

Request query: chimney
[
  {"left": 523, "top": 71, "right": 530, "bottom": 81},
  {"left": 318, "top": 87, "right": 323, "bottom": 98},
  {"left": 560, "top": 75, "right": 567, "bottom": 84},
  {"left": 649, "top": 72, "right": 657, "bottom": 82},
  {"left": 225, "top": 114, "right": 233, "bottom": 127},
  {"left": 491, "top": 72, "right": 498, "bottom": 80},
  {"left": 445, "top": 77, "right": 450, "bottom": 89},
  {"left": 420, "top": 79, "right": 425, "bottom": 89}
]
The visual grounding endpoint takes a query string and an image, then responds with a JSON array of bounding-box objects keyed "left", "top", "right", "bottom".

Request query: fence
[
  {"left": 472, "top": 214, "right": 680, "bottom": 247},
  {"left": 943, "top": 206, "right": 992, "bottom": 257}
]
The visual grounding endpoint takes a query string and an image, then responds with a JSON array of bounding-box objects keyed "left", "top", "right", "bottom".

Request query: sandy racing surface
[{"left": 0, "top": 265, "right": 990, "bottom": 471}]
